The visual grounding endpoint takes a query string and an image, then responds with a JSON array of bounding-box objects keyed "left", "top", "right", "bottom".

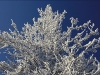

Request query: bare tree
[{"left": 0, "top": 4, "right": 100, "bottom": 75}]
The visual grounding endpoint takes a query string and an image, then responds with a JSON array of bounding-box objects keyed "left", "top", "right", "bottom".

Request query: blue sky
[{"left": 0, "top": 0, "right": 100, "bottom": 70}]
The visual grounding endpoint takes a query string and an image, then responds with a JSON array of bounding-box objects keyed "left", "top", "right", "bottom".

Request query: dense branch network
[{"left": 0, "top": 4, "right": 100, "bottom": 75}]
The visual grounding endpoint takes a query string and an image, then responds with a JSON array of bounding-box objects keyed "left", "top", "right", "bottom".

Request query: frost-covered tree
[{"left": 0, "top": 4, "right": 100, "bottom": 75}]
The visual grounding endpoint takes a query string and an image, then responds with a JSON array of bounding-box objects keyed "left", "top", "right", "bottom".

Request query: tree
[{"left": 0, "top": 4, "right": 100, "bottom": 75}]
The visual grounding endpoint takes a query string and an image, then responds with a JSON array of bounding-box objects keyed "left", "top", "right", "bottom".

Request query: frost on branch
[{"left": 0, "top": 4, "right": 100, "bottom": 75}]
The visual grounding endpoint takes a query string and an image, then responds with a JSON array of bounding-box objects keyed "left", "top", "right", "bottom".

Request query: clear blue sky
[{"left": 0, "top": 0, "right": 100, "bottom": 68}]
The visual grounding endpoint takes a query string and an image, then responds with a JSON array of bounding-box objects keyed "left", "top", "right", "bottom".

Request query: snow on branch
[{"left": 0, "top": 4, "right": 100, "bottom": 75}]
